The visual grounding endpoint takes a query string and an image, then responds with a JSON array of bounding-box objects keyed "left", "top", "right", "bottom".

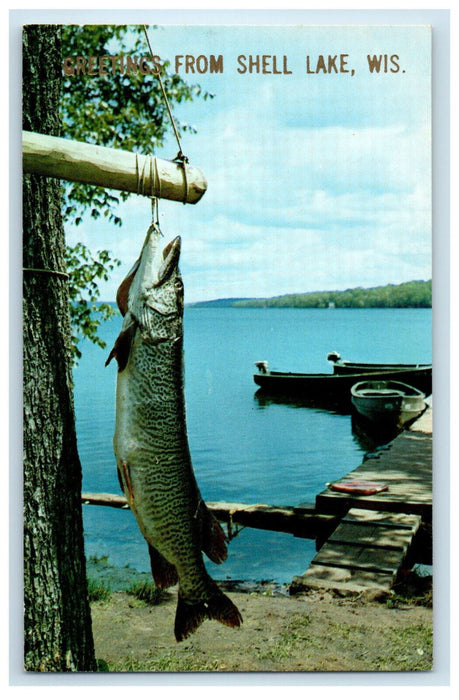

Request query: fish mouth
[{"left": 154, "top": 235, "right": 181, "bottom": 287}]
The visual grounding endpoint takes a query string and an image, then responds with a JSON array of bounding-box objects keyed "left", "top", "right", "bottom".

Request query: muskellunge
[{"left": 106, "top": 226, "right": 242, "bottom": 641}]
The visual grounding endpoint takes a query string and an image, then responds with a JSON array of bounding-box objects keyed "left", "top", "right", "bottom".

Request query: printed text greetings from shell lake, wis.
[{"left": 62, "top": 53, "right": 404, "bottom": 77}]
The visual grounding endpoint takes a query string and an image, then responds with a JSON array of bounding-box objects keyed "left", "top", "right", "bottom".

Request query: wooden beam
[
  {"left": 81, "top": 492, "right": 129, "bottom": 508},
  {"left": 207, "top": 501, "right": 337, "bottom": 539},
  {"left": 22, "top": 131, "right": 207, "bottom": 204},
  {"left": 80, "top": 492, "right": 339, "bottom": 540}
]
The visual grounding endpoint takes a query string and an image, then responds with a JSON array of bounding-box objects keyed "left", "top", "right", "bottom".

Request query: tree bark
[{"left": 23, "top": 24, "right": 96, "bottom": 672}]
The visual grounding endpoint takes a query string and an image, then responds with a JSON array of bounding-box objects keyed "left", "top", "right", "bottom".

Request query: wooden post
[{"left": 22, "top": 131, "right": 207, "bottom": 204}]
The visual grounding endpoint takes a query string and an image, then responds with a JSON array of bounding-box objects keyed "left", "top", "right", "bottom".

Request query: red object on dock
[{"left": 329, "top": 481, "right": 389, "bottom": 495}]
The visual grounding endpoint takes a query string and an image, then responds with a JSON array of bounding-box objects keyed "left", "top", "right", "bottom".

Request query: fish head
[
  {"left": 117, "top": 228, "right": 183, "bottom": 321},
  {"left": 106, "top": 229, "right": 183, "bottom": 371},
  {"left": 139, "top": 233, "right": 183, "bottom": 320}
]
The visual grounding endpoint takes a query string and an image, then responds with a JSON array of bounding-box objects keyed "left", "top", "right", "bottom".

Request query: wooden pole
[{"left": 22, "top": 131, "right": 207, "bottom": 204}]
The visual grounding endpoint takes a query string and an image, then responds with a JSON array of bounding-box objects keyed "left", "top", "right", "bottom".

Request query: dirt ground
[{"left": 90, "top": 577, "right": 433, "bottom": 673}]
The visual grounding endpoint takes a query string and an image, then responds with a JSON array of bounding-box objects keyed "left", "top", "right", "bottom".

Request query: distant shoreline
[
  {"left": 99, "top": 280, "right": 432, "bottom": 310},
  {"left": 186, "top": 279, "right": 432, "bottom": 309}
]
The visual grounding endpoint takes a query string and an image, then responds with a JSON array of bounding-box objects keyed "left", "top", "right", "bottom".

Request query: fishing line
[
  {"left": 142, "top": 24, "right": 186, "bottom": 163},
  {"left": 150, "top": 155, "right": 162, "bottom": 230},
  {"left": 135, "top": 152, "right": 163, "bottom": 236},
  {"left": 142, "top": 24, "right": 190, "bottom": 205}
]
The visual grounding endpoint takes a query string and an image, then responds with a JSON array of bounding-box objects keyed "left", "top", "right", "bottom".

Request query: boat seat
[{"left": 359, "top": 389, "right": 405, "bottom": 397}]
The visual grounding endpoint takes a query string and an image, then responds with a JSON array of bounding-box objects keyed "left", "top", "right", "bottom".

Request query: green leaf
[{"left": 65, "top": 242, "right": 121, "bottom": 363}]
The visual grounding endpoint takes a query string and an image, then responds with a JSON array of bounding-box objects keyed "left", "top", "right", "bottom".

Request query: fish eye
[{"left": 174, "top": 279, "right": 184, "bottom": 291}]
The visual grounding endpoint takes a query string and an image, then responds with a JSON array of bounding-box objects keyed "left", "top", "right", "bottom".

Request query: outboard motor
[{"left": 327, "top": 351, "right": 341, "bottom": 363}]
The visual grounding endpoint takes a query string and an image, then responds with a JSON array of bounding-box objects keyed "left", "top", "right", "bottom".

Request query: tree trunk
[{"left": 23, "top": 25, "right": 96, "bottom": 672}]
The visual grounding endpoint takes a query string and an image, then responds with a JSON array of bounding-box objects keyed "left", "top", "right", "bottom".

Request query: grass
[
  {"left": 109, "top": 651, "right": 224, "bottom": 672},
  {"left": 388, "top": 570, "right": 433, "bottom": 609},
  {"left": 126, "top": 580, "right": 166, "bottom": 606},
  {"left": 373, "top": 623, "right": 433, "bottom": 671},
  {"left": 89, "top": 554, "right": 110, "bottom": 565},
  {"left": 255, "top": 613, "right": 432, "bottom": 671},
  {"left": 385, "top": 591, "right": 433, "bottom": 609},
  {"left": 255, "top": 613, "right": 315, "bottom": 661},
  {"left": 87, "top": 578, "right": 111, "bottom": 603}
]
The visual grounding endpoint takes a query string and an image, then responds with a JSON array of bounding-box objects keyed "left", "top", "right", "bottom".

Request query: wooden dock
[
  {"left": 290, "top": 508, "right": 422, "bottom": 594},
  {"left": 291, "top": 406, "right": 432, "bottom": 595}
]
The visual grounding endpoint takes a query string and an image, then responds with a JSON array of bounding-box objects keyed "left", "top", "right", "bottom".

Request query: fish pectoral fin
[
  {"left": 105, "top": 322, "right": 137, "bottom": 372},
  {"left": 116, "top": 258, "right": 141, "bottom": 316},
  {"left": 174, "top": 586, "right": 242, "bottom": 642},
  {"left": 116, "top": 464, "right": 125, "bottom": 496},
  {"left": 117, "top": 460, "right": 134, "bottom": 506},
  {"left": 198, "top": 502, "right": 228, "bottom": 564},
  {"left": 147, "top": 543, "right": 178, "bottom": 589}
]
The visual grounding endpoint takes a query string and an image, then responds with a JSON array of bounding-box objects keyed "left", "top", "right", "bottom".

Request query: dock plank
[
  {"left": 291, "top": 564, "right": 395, "bottom": 594},
  {"left": 327, "top": 524, "right": 416, "bottom": 550},
  {"left": 313, "top": 543, "right": 405, "bottom": 573},
  {"left": 291, "top": 508, "right": 422, "bottom": 595}
]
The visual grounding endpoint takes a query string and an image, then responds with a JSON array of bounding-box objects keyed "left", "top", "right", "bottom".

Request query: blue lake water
[{"left": 73, "top": 307, "right": 431, "bottom": 584}]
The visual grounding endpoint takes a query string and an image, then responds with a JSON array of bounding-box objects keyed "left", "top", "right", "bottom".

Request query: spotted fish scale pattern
[{"left": 106, "top": 229, "right": 242, "bottom": 640}]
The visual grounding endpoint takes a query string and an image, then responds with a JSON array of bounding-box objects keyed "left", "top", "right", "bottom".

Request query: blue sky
[{"left": 65, "top": 24, "right": 432, "bottom": 303}]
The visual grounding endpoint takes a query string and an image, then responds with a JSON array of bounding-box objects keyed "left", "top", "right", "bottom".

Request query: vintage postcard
[{"left": 18, "top": 13, "right": 445, "bottom": 681}]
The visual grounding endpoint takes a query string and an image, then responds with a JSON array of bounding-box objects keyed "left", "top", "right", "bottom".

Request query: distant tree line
[{"left": 190, "top": 280, "right": 432, "bottom": 309}]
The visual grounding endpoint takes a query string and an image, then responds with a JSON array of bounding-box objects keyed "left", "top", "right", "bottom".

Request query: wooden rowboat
[{"left": 350, "top": 379, "right": 426, "bottom": 429}]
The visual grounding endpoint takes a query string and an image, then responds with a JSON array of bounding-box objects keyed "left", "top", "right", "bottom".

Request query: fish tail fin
[
  {"left": 206, "top": 588, "right": 243, "bottom": 630},
  {"left": 174, "top": 586, "right": 242, "bottom": 642}
]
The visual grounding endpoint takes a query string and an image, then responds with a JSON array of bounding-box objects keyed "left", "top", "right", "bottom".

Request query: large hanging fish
[{"left": 106, "top": 226, "right": 242, "bottom": 641}]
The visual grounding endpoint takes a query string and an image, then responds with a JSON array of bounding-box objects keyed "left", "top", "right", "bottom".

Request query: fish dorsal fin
[
  {"left": 105, "top": 322, "right": 136, "bottom": 372},
  {"left": 116, "top": 258, "right": 141, "bottom": 316}
]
